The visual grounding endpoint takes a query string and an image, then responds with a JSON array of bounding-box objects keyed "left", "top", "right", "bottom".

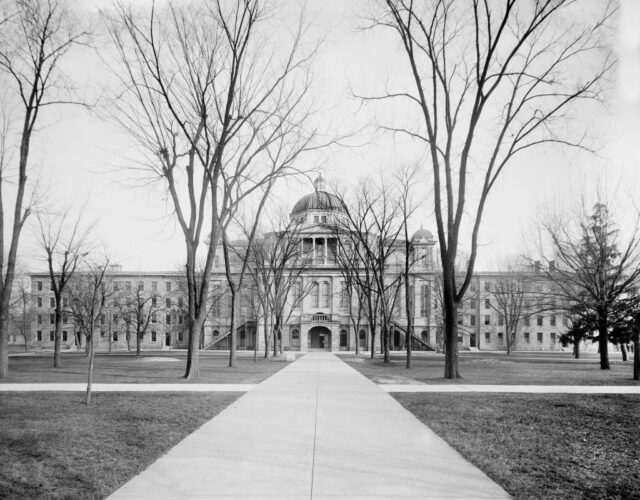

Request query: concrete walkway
[
  {"left": 382, "top": 384, "right": 640, "bottom": 393},
  {"left": 108, "top": 353, "right": 509, "bottom": 499},
  {"left": 0, "top": 383, "right": 254, "bottom": 392}
]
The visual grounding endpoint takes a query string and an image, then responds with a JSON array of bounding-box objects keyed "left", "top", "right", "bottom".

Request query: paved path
[
  {"left": 0, "top": 383, "right": 254, "bottom": 392},
  {"left": 108, "top": 352, "right": 509, "bottom": 499},
  {"left": 382, "top": 384, "right": 640, "bottom": 393}
]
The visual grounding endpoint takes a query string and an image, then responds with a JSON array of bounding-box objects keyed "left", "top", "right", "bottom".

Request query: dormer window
[
  {"left": 321, "top": 215, "right": 327, "bottom": 223},
  {"left": 314, "top": 215, "right": 319, "bottom": 223}
]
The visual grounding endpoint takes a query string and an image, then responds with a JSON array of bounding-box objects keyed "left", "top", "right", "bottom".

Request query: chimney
[{"left": 549, "top": 260, "right": 556, "bottom": 272}]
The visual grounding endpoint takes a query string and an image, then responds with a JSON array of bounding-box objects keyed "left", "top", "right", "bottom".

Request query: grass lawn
[
  {"left": 0, "top": 392, "right": 241, "bottom": 499},
  {"left": 341, "top": 351, "right": 640, "bottom": 385},
  {"left": 394, "top": 393, "right": 640, "bottom": 499},
  {"left": 5, "top": 351, "right": 295, "bottom": 384}
]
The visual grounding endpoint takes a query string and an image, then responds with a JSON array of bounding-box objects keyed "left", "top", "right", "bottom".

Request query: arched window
[
  {"left": 359, "top": 329, "right": 367, "bottom": 349},
  {"left": 339, "top": 329, "right": 348, "bottom": 348},
  {"left": 311, "top": 282, "right": 319, "bottom": 307},
  {"left": 291, "top": 329, "right": 300, "bottom": 348},
  {"left": 321, "top": 281, "right": 330, "bottom": 307}
]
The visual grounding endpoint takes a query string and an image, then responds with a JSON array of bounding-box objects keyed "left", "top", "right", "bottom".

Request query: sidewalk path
[
  {"left": 382, "top": 384, "right": 640, "bottom": 393},
  {"left": 108, "top": 352, "right": 509, "bottom": 499},
  {"left": 0, "top": 383, "right": 254, "bottom": 392}
]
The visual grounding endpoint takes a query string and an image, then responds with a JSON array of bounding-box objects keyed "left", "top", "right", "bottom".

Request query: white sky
[{"left": 9, "top": 0, "right": 640, "bottom": 273}]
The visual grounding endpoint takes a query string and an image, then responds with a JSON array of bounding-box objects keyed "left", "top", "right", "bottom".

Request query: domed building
[{"left": 26, "top": 175, "right": 570, "bottom": 355}]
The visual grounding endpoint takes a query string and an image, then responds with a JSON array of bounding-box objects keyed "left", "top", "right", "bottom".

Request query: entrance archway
[{"left": 308, "top": 326, "right": 331, "bottom": 351}]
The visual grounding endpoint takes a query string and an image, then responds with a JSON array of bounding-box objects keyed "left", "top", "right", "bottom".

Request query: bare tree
[
  {"left": 488, "top": 259, "right": 552, "bottom": 355},
  {"left": 366, "top": 0, "right": 614, "bottom": 378},
  {"left": 117, "top": 282, "right": 162, "bottom": 357},
  {"left": 0, "top": 0, "right": 88, "bottom": 378},
  {"left": 106, "top": 1, "right": 323, "bottom": 379},
  {"left": 538, "top": 202, "right": 640, "bottom": 370},
  {"left": 245, "top": 213, "right": 311, "bottom": 358},
  {"left": 10, "top": 272, "right": 32, "bottom": 351},
  {"left": 335, "top": 178, "right": 405, "bottom": 363},
  {"left": 36, "top": 207, "right": 90, "bottom": 367},
  {"left": 66, "top": 259, "right": 111, "bottom": 404}
]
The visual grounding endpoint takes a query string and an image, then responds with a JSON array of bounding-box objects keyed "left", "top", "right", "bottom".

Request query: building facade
[{"left": 26, "top": 177, "right": 568, "bottom": 353}]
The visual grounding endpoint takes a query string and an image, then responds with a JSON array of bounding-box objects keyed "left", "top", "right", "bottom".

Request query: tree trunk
[
  {"left": 228, "top": 290, "right": 236, "bottom": 368},
  {"left": 85, "top": 334, "right": 94, "bottom": 405},
  {"left": 0, "top": 302, "right": 9, "bottom": 378},
  {"left": 598, "top": 316, "right": 610, "bottom": 370},
  {"left": 574, "top": 339, "right": 580, "bottom": 359},
  {"left": 442, "top": 262, "right": 461, "bottom": 379},
  {"left": 633, "top": 331, "right": 639, "bottom": 381},
  {"left": 383, "top": 324, "right": 390, "bottom": 363},
  {"left": 370, "top": 327, "right": 376, "bottom": 359},
  {"left": 263, "top": 312, "right": 270, "bottom": 359},
  {"left": 184, "top": 314, "right": 203, "bottom": 379},
  {"left": 621, "top": 342, "right": 628, "bottom": 362},
  {"left": 136, "top": 327, "right": 141, "bottom": 357},
  {"left": 53, "top": 305, "right": 63, "bottom": 368}
]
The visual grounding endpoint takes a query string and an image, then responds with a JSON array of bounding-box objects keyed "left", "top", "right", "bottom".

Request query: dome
[
  {"left": 411, "top": 226, "right": 434, "bottom": 242},
  {"left": 291, "top": 175, "right": 346, "bottom": 216}
]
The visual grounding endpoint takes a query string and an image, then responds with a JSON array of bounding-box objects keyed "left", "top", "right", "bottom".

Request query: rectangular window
[
  {"left": 470, "top": 314, "right": 476, "bottom": 326},
  {"left": 50, "top": 297, "right": 55, "bottom": 308},
  {"left": 151, "top": 331, "right": 157, "bottom": 342},
  {"left": 420, "top": 285, "right": 429, "bottom": 317},
  {"left": 498, "top": 314, "right": 504, "bottom": 326},
  {"left": 166, "top": 282, "right": 172, "bottom": 292},
  {"left": 537, "top": 315, "right": 543, "bottom": 326},
  {"left": 484, "top": 299, "right": 490, "bottom": 309},
  {"left": 62, "top": 297, "right": 68, "bottom": 308},
  {"left": 152, "top": 297, "right": 157, "bottom": 307},
  {"left": 113, "top": 313, "right": 118, "bottom": 323},
  {"left": 36, "top": 330, "right": 42, "bottom": 341},
  {"left": 498, "top": 332, "right": 503, "bottom": 342},
  {"left": 62, "top": 331, "right": 67, "bottom": 342},
  {"left": 550, "top": 315, "right": 556, "bottom": 326},
  {"left": 457, "top": 314, "right": 463, "bottom": 326},
  {"left": 321, "top": 215, "right": 327, "bottom": 223},
  {"left": 152, "top": 281, "right": 158, "bottom": 291},
  {"left": 551, "top": 332, "right": 556, "bottom": 343},
  {"left": 485, "top": 332, "right": 490, "bottom": 343},
  {"left": 524, "top": 317, "right": 530, "bottom": 327},
  {"left": 37, "top": 297, "right": 42, "bottom": 308},
  {"left": 313, "top": 215, "right": 319, "bottom": 223},
  {"left": 470, "top": 283, "right": 477, "bottom": 293},
  {"left": 112, "top": 281, "right": 119, "bottom": 291},
  {"left": 125, "top": 281, "right": 132, "bottom": 291},
  {"left": 152, "top": 313, "right": 157, "bottom": 324},
  {"left": 178, "top": 297, "right": 184, "bottom": 309},
  {"left": 524, "top": 332, "right": 530, "bottom": 343},
  {"left": 340, "top": 281, "right": 349, "bottom": 309},
  {"left": 49, "top": 331, "right": 54, "bottom": 341},
  {"left": 178, "top": 331, "right": 184, "bottom": 342},
  {"left": 37, "top": 281, "right": 43, "bottom": 291},
  {"left": 537, "top": 332, "right": 543, "bottom": 343},
  {"left": 37, "top": 315, "right": 43, "bottom": 325},
  {"left": 470, "top": 299, "right": 477, "bottom": 309},
  {"left": 178, "top": 315, "right": 183, "bottom": 325},
  {"left": 113, "top": 331, "right": 118, "bottom": 342},
  {"left": 62, "top": 312, "right": 67, "bottom": 324},
  {"left": 563, "top": 315, "right": 568, "bottom": 326},
  {"left": 100, "top": 314, "right": 105, "bottom": 325},
  {"left": 484, "top": 315, "right": 490, "bottom": 326},
  {"left": 166, "top": 298, "right": 171, "bottom": 308},
  {"left": 484, "top": 281, "right": 490, "bottom": 292},
  {"left": 49, "top": 314, "right": 55, "bottom": 325},
  {"left": 166, "top": 314, "right": 171, "bottom": 325},
  {"left": 457, "top": 335, "right": 463, "bottom": 343},
  {"left": 138, "top": 281, "right": 144, "bottom": 291}
]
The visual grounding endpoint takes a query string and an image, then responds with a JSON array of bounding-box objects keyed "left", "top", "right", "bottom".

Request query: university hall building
[{"left": 26, "top": 177, "right": 567, "bottom": 353}]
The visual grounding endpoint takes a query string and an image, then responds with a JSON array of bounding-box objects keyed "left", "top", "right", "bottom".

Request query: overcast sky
[{"left": 11, "top": 0, "right": 640, "bottom": 273}]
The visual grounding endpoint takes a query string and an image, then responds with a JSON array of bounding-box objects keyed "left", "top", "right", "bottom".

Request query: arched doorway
[{"left": 308, "top": 326, "right": 331, "bottom": 351}]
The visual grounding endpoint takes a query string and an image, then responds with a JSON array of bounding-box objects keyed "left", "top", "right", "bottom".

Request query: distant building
[{"left": 27, "top": 176, "right": 568, "bottom": 353}]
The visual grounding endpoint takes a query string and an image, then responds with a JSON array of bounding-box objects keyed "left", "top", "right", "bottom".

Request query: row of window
[
  {"left": 36, "top": 313, "right": 185, "bottom": 326},
  {"left": 458, "top": 313, "right": 565, "bottom": 327},
  {"left": 483, "top": 331, "right": 557, "bottom": 344},
  {"left": 35, "top": 280, "right": 178, "bottom": 293},
  {"left": 34, "top": 330, "right": 186, "bottom": 343}
]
